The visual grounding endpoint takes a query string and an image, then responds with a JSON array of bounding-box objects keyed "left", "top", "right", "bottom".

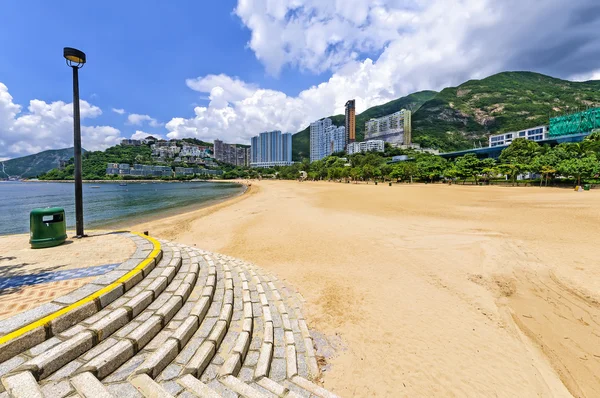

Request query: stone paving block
[
  {"left": 97, "top": 285, "right": 125, "bottom": 308},
  {"left": 106, "top": 381, "right": 143, "bottom": 398},
  {"left": 27, "top": 336, "right": 62, "bottom": 357},
  {"left": 127, "top": 315, "right": 162, "bottom": 350},
  {"left": 81, "top": 337, "right": 119, "bottom": 362},
  {"left": 184, "top": 340, "right": 215, "bottom": 377},
  {"left": 0, "top": 302, "right": 62, "bottom": 335},
  {"left": 145, "top": 276, "right": 168, "bottom": 298},
  {"left": 114, "top": 320, "right": 140, "bottom": 339},
  {"left": 92, "top": 270, "right": 129, "bottom": 286},
  {"left": 40, "top": 380, "right": 74, "bottom": 398},
  {"left": 145, "top": 330, "right": 171, "bottom": 351},
  {"left": 255, "top": 342, "right": 273, "bottom": 378},
  {"left": 270, "top": 358, "right": 286, "bottom": 382},
  {"left": 135, "top": 338, "right": 178, "bottom": 378},
  {"left": 2, "top": 371, "right": 44, "bottom": 398},
  {"left": 103, "top": 355, "right": 145, "bottom": 383},
  {"left": 0, "top": 356, "right": 26, "bottom": 380},
  {"left": 81, "top": 339, "right": 135, "bottom": 378},
  {"left": 219, "top": 304, "right": 233, "bottom": 323},
  {"left": 46, "top": 360, "right": 83, "bottom": 381},
  {"left": 274, "top": 347, "right": 285, "bottom": 358},
  {"left": 171, "top": 317, "right": 198, "bottom": 348},
  {"left": 155, "top": 297, "right": 182, "bottom": 325},
  {"left": 244, "top": 350, "right": 259, "bottom": 367},
  {"left": 286, "top": 346, "right": 298, "bottom": 379},
  {"left": 207, "top": 379, "right": 237, "bottom": 398},
  {"left": 207, "top": 320, "right": 227, "bottom": 346},
  {"left": 238, "top": 366, "right": 254, "bottom": 383},
  {"left": 177, "top": 375, "right": 221, "bottom": 398},
  {"left": 70, "top": 371, "right": 113, "bottom": 398},
  {"left": 190, "top": 297, "right": 210, "bottom": 320},
  {"left": 124, "top": 290, "right": 153, "bottom": 318},
  {"left": 160, "top": 363, "right": 182, "bottom": 381},
  {"left": 130, "top": 373, "right": 175, "bottom": 397},
  {"left": 89, "top": 307, "right": 129, "bottom": 341},
  {"left": 147, "top": 294, "right": 169, "bottom": 311},
  {"left": 53, "top": 284, "right": 104, "bottom": 305},
  {"left": 159, "top": 380, "right": 183, "bottom": 396},
  {"left": 20, "top": 331, "right": 94, "bottom": 379},
  {"left": 50, "top": 301, "right": 98, "bottom": 336}
]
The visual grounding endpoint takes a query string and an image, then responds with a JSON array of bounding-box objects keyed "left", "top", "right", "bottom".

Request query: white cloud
[
  {"left": 112, "top": 108, "right": 125, "bottom": 115},
  {"left": 0, "top": 83, "right": 123, "bottom": 159},
  {"left": 167, "top": 0, "right": 600, "bottom": 145},
  {"left": 127, "top": 113, "right": 162, "bottom": 127},
  {"left": 130, "top": 130, "right": 163, "bottom": 140}
]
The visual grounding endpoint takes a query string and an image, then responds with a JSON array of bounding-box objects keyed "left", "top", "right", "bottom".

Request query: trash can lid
[{"left": 30, "top": 207, "right": 65, "bottom": 216}]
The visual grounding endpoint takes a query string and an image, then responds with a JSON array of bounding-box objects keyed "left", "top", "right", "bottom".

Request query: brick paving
[{"left": 0, "top": 277, "right": 96, "bottom": 320}]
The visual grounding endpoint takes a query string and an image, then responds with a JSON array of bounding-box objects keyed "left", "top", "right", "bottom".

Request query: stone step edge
[
  {"left": 8, "top": 248, "right": 182, "bottom": 382},
  {"left": 133, "top": 253, "right": 218, "bottom": 379},
  {"left": 73, "top": 252, "right": 196, "bottom": 380},
  {"left": 0, "top": 232, "right": 162, "bottom": 364}
]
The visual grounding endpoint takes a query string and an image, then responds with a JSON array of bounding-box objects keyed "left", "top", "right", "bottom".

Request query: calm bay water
[{"left": 0, "top": 181, "right": 245, "bottom": 235}]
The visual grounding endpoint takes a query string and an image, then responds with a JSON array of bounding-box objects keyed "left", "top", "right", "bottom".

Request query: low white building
[
  {"left": 346, "top": 140, "right": 385, "bottom": 155},
  {"left": 489, "top": 125, "right": 548, "bottom": 147}
]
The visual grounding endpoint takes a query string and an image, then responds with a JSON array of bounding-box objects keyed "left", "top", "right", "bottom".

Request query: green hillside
[
  {"left": 292, "top": 72, "right": 600, "bottom": 160},
  {"left": 0, "top": 147, "right": 81, "bottom": 178},
  {"left": 292, "top": 91, "right": 437, "bottom": 160},
  {"left": 411, "top": 71, "right": 600, "bottom": 150}
]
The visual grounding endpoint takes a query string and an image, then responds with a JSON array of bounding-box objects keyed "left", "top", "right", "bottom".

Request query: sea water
[{"left": 0, "top": 181, "right": 245, "bottom": 235}]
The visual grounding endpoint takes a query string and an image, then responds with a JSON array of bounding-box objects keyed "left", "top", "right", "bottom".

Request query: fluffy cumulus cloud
[
  {"left": 165, "top": 0, "right": 600, "bottom": 144},
  {"left": 0, "top": 83, "right": 123, "bottom": 159},
  {"left": 127, "top": 113, "right": 162, "bottom": 127}
]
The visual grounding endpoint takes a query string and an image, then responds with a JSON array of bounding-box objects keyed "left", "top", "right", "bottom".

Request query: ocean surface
[{"left": 0, "top": 181, "right": 245, "bottom": 235}]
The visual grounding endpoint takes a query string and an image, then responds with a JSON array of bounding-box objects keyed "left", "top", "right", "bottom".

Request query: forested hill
[
  {"left": 1, "top": 147, "right": 80, "bottom": 178},
  {"left": 292, "top": 71, "right": 600, "bottom": 160}
]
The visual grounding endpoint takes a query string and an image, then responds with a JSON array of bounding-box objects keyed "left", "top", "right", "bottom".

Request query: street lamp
[{"left": 63, "top": 47, "right": 86, "bottom": 238}]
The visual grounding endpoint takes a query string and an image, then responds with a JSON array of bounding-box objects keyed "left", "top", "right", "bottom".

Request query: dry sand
[{"left": 130, "top": 180, "right": 600, "bottom": 397}]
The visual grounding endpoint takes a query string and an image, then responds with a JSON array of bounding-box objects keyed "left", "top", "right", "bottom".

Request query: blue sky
[
  {"left": 1, "top": 0, "right": 600, "bottom": 159},
  {"left": 0, "top": 0, "right": 324, "bottom": 139}
]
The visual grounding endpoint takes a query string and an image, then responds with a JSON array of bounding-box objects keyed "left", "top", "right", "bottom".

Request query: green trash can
[
  {"left": 584, "top": 184, "right": 591, "bottom": 191},
  {"left": 30, "top": 207, "right": 67, "bottom": 249}
]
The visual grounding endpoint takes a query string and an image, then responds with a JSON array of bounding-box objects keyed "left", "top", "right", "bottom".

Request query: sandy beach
[{"left": 130, "top": 180, "right": 600, "bottom": 397}]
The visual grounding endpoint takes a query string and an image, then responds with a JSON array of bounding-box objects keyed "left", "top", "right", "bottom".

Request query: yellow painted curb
[{"left": 0, "top": 232, "right": 161, "bottom": 346}]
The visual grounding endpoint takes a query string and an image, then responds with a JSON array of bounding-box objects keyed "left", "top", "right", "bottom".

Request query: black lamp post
[{"left": 63, "top": 47, "right": 86, "bottom": 238}]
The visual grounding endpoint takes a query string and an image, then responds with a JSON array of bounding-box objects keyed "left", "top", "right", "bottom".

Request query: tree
[
  {"left": 556, "top": 155, "right": 600, "bottom": 186},
  {"left": 416, "top": 155, "right": 448, "bottom": 182},
  {"left": 499, "top": 138, "right": 541, "bottom": 174},
  {"left": 455, "top": 153, "right": 483, "bottom": 184}
]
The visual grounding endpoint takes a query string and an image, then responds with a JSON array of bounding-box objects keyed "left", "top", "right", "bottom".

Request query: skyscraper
[
  {"left": 249, "top": 131, "right": 293, "bottom": 168},
  {"left": 345, "top": 99, "right": 356, "bottom": 145},
  {"left": 310, "top": 118, "right": 346, "bottom": 162}
]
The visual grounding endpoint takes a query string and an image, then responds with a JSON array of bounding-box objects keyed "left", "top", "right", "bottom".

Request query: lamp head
[{"left": 63, "top": 47, "right": 86, "bottom": 68}]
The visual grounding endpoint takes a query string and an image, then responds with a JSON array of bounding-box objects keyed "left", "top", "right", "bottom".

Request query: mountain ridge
[
  {"left": 1, "top": 147, "right": 82, "bottom": 178},
  {"left": 292, "top": 71, "right": 600, "bottom": 159}
]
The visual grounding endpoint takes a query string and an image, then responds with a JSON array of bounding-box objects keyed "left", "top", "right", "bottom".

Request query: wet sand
[{"left": 130, "top": 180, "right": 600, "bottom": 397}]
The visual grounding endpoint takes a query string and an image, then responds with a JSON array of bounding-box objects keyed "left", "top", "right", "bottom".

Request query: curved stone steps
[
  {"left": 0, "top": 239, "right": 339, "bottom": 398},
  {"left": 0, "top": 243, "right": 180, "bottom": 392},
  {"left": 0, "top": 241, "right": 182, "bottom": 396},
  {"left": 231, "top": 256, "right": 336, "bottom": 398}
]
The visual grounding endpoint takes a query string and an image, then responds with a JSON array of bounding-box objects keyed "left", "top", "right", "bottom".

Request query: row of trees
[{"left": 239, "top": 132, "right": 600, "bottom": 186}]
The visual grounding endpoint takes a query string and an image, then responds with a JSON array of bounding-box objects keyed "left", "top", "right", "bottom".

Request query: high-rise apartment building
[
  {"left": 213, "top": 140, "right": 249, "bottom": 166},
  {"left": 310, "top": 118, "right": 346, "bottom": 162},
  {"left": 345, "top": 99, "right": 356, "bottom": 145},
  {"left": 365, "top": 109, "right": 412, "bottom": 145},
  {"left": 250, "top": 131, "right": 293, "bottom": 168}
]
